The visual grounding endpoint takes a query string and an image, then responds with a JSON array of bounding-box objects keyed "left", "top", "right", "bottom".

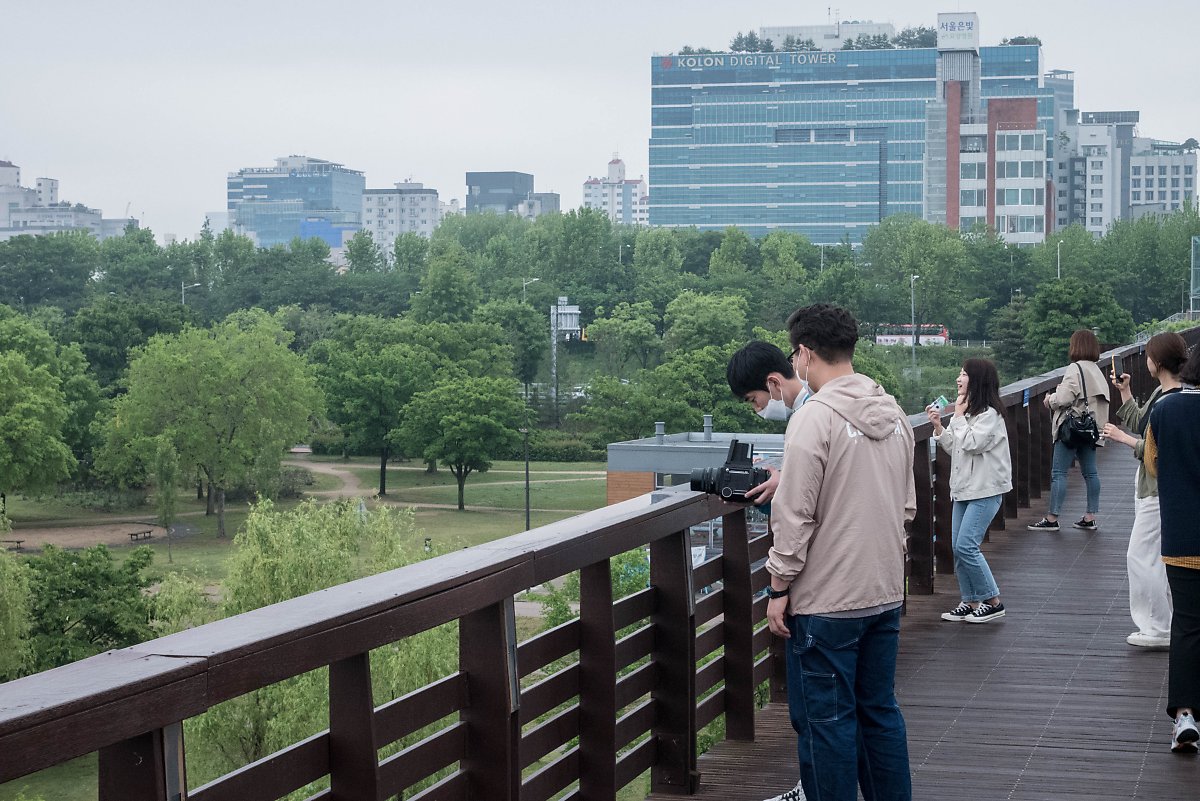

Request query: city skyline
[{"left": 2, "top": 0, "right": 1197, "bottom": 242}]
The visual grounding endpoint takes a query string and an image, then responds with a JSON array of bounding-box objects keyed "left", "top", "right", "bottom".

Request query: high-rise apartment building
[
  {"left": 362, "top": 181, "right": 441, "bottom": 243},
  {"left": 582, "top": 156, "right": 649, "bottom": 225},
  {"left": 1129, "top": 140, "right": 1196, "bottom": 216},
  {"left": 649, "top": 12, "right": 1063, "bottom": 245},
  {"left": 227, "top": 155, "right": 364, "bottom": 247}
]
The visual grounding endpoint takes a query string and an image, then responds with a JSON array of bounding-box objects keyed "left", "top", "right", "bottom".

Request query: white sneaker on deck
[
  {"left": 1126, "top": 631, "right": 1170, "bottom": 648},
  {"left": 762, "top": 781, "right": 807, "bottom": 801}
]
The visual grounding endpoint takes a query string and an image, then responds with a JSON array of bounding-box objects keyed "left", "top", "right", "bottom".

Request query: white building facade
[
  {"left": 1130, "top": 140, "right": 1196, "bottom": 215},
  {"left": 582, "top": 156, "right": 649, "bottom": 225},
  {"left": 362, "top": 181, "right": 440, "bottom": 244}
]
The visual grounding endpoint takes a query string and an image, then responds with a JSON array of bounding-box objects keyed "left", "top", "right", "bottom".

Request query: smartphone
[{"left": 1111, "top": 354, "right": 1123, "bottom": 380}]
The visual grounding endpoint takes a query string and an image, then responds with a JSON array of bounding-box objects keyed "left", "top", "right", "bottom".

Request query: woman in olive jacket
[{"left": 1028, "top": 329, "right": 1111, "bottom": 531}]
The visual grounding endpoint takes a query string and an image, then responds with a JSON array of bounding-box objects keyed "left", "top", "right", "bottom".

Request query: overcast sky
[{"left": 2, "top": 0, "right": 1196, "bottom": 242}]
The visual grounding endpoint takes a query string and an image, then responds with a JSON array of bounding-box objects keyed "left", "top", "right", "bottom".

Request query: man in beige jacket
[{"left": 766, "top": 304, "right": 915, "bottom": 801}]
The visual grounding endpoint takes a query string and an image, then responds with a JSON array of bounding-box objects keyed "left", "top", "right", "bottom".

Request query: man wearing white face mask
[{"left": 726, "top": 341, "right": 812, "bottom": 506}]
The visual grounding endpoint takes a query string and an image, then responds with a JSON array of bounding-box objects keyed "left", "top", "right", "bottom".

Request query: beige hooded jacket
[{"left": 768, "top": 373, "right": 916, "bottom": 616}]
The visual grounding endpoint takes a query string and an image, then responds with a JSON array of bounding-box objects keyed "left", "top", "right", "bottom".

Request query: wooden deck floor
[{"left": 649, "top": 443, "right": 1196, "bottom": 800}]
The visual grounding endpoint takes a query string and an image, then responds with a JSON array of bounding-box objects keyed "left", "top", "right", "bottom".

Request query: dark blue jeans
[{"left": 786, "top": 607, "right": 911, "bottom": 801}]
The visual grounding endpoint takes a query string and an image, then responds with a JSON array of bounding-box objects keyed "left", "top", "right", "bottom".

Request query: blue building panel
[{"left": 649, "top": 43, "right": 1058, "bottom": 244}]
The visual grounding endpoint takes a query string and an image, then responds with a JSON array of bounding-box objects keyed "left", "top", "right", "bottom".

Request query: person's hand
[
  {"left": 1113, "top": 372, "right": 1131, "bottom": 392},
  {"left": 1042, "top": 394, "right": 1051, "bottom": 408},
  {"left": 953, "top": 393, "right": 968, "bottom": 417},
  {"left": 926, "top": 405, "right": 944, "bottom": 434},
  {"left": 1101, "top": 422, "right": 1136, "bottom": 447},
  {"left": 767, "top": 595, "right": 791, "bottom": 638},
  {"left": 744, "top": 465, "right": 779, "bottom": 504}
]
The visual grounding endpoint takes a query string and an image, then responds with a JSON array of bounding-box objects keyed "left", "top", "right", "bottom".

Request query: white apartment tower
[
  {"left": 362, "top": 181, "right": 440, "bottom": 244},
  {"left": 582, "top": 155, "right": 649, "bottom": 225}
]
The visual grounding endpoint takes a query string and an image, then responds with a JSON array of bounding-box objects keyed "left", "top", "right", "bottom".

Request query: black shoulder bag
[{"left": 1058, "top": 363, "right": 1100, "bottom": 449}]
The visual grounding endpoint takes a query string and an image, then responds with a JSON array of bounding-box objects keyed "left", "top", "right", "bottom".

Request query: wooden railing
[
  {"left": 3, "top": 328, "right": 1197, "bottom": 800},
  {"left": 0, "top": 491, "right": 779, "bottom": 801}
]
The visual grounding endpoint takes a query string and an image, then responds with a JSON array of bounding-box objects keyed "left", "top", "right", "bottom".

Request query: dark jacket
[{"left": 1148, "top": 387, "right": 1200, "bottom": 558}]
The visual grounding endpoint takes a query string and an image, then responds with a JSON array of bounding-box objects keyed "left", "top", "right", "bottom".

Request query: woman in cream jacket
[{"left": 928, "top": 359, "right": 1013, "bottom": 624}]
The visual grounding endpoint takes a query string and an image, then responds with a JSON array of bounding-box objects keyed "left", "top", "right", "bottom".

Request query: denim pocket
[{"left": 802, "top": 671, "right": 838, "bottom": 722}]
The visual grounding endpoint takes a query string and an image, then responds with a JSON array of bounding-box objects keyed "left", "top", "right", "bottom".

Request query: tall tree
[
  {"left": 100, "top": 312, "right": 322, "bottom": 537},
  {"left": 409, "top": 243, "right": 482, "bottom": 323},
  {"left": 318, "top": 341, "right": 439, "bottom": 495},
  {"left": 475, "top": 299, "right": 548, "bottom": 387},
  {"left": 663, "top": 291, "right": 749, "bottom": 353},
  {"left": 586, "top": 301, "right": 661, "bottom": 372},
  {"left": 344, "top": 230, "right": 383, "bottom": 273},
  {"left": 1021, "top": 277, "right": 1135, "bottom": 371},
  {"left": 0, "top": 230, "right": 99, "bottom": 311},
  {"left": 394, "top": 377, "right": 524, "bottom": 510},
  {"left": 0, "top": 351, "right": 75, "bottom": 501}
]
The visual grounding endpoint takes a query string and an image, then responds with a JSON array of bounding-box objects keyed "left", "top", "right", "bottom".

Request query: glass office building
[
  {"left": 227, "top": 156, "right": 365, "bottom": 248},
  {"left": 649, "top": 22, "right": 1062, "bottom": 244}
]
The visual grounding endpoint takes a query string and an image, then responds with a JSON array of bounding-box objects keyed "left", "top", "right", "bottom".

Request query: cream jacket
[
  {"left": 768, "top": 373, "right": 916, "bottom": 615},
  {"left": 935, "top": 408, "right": 1013, "bottom": 502},
  {"left": 1048, "top": 360, "right": 1111, "bottom": 443}
]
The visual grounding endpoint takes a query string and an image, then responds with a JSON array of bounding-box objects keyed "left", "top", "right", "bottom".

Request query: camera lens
[{"left": 690, "top": 468, "right": 715, "bottom": 493}]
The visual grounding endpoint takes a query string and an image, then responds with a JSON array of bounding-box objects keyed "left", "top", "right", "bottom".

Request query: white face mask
[{"left": 757, "top": 380, "right": 809, "bottom": 421}]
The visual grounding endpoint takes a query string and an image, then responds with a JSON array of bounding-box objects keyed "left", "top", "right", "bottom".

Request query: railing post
[
  {"left": 720, "top": 508, "right": 756, "bottom": 739},
  {"left": 1002, "top": 406, "right": 1018, "bottom": 521},
  {"left": 1015, "top": 399, "right": 1032, "bottom": 508},
  {"left": 909, "top": 436, "right": 935, "bottom": 594},
  {"left": 98, "top": 723, "right": 186, "bottom": 801},
  {"left": 578, "top": 558, "right": 617, "bottom": 801},
  {"left": 649, "top": 529, "right": 699, "bottom": 794},
  {"left": 460, "top": 597, "right": 520, "bottom": 801},
  {"left": 1029, "top": 392, "right": 1046, "bottom": 499},
  {"left": 1036, "top": 393, "right": 1054, "bottom": 492},
  {"left": 933, "top": 446, "right": 954, "bottom": 575},
  {"left": 329, "top": 652, "right": 380, "bottom": 800}
]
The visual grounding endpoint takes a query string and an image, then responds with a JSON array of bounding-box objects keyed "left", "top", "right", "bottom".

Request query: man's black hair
[
  {"left": 786, "top": 303, "right": 859, "bottom": 363},
  {"left": 727, "top": 341, "right": 795, "bottom": 397}
]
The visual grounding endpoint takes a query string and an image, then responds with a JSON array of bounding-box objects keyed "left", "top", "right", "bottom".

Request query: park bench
[
  {"left": 2, "top": 539, "right": 24, "bottom": 551},
  {"left": 128, "top": 530, "right": 154, "bottom": 542}
]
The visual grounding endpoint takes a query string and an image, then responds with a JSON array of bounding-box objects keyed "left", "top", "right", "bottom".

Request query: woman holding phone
[
  {"left": 1101, "top": 332, "right": 1187, "bottom": 648},
  {"left": 928, "top": 359, "right": 1012, "bottom": 623},
  {"left": 1028, "top": 329, "right": 1110, "bottom": 531}
]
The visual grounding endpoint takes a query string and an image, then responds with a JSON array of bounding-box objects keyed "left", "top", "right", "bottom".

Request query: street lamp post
[
  {"left": 522, "top": 277, "right": 540, "bottom": 303},
  {"left": 519, "top": 424, "right": 531, "bottom": 531},
  {"left": 181, "top": 281, "right": 201, "bottom": 305},
  {"left": 909, "top": 274, "right": 920, "bottom": 370},
  {"left": 1056, "top": 239, "right": 1062, "bottom": 280}
]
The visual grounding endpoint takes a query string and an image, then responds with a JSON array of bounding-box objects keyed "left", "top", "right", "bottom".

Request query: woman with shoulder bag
[
  {"left": 1028, "top": 329, "right": 1111, "bottom": 532},
  {"left": 929, "top": 358, "right": 1013, "bottom": 623},
  {"left": 1101, "top": 332, "right": 1187, "bottom": 648}
]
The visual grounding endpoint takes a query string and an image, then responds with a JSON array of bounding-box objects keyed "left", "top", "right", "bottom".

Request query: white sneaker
[
  {"left": 763, "top": 781, "right": 807, "bottom": 801},
  {"left": 1126, "top": 631, "right": 1170, "bottom": 648},
  {"left": 1172, "top": 711, "right": 1199, "bottom": 754}
]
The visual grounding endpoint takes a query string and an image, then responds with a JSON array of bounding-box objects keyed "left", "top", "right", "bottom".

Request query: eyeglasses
[{"left": 789, "top": 346, "right": 803, "bottom": 363}]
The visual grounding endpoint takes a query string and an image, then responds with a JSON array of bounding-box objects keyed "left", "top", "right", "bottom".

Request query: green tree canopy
[
  {"left": 663, "top": 291, "right": 749, "bottom": 353},
  {"left": 587, "top": 301, "right": 661, "bottom": 373},
  {"left": 1021, "top": 276, "right": 1136, "bottom": 371},
  {"left": 394, "top": 377, "right": 525, "bottom": 509},
  {"left": 25, "top": 544, "right": 155, "bottom": 672},
  {"left": 474, "top": 299, "right": 548, "bottom": 386},
  {"left": 0, "top": 350, "right": 75, "bottom": 498},
  {"left": 100, "top": 311, "right": 322, "bottom": 536}
]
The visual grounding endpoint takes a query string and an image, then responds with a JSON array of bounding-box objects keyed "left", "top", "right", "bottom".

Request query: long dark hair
[{"left": 963, "top": 358, "right": 1004, "bottom": 417}]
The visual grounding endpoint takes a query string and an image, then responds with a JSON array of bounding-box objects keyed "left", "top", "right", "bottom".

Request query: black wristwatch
[{"left": 767, "top": 586, "right": 790, "bottom": 599}]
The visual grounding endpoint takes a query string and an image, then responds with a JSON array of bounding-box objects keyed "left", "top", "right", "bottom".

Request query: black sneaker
[
  {"left": 965, "top": 602, "right": 1005, "bottom": 623},
  {"left": 1073, "top": 518, "right": 1098, "bottom": 531},
  {"left": 941, "top": 601, "right": 974, "bottom": 622},
  {"left": 1027, "top": 518, "right": 1059, "bottom": 531}
]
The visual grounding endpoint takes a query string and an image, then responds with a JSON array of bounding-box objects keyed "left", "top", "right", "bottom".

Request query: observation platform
[{"left": 651, "top": 442, "right": 1193, "bottom": 801}]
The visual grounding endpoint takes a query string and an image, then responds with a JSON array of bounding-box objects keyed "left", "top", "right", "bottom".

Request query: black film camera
[{"left": 690, "top": 439, "right": 771, "bottom": 501}]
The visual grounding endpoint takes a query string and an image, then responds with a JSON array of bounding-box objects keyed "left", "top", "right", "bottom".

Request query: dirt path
[{"left": 4, "top": 521, "right": 169, "bottom": 551}]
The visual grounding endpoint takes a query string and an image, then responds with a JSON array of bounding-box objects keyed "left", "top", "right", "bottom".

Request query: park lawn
[
  {"left": 0, "top": 753, "right": 95, "bottom": 801},
  {"left": 394, "top": 477, "right": 605, "bottom": 512},
  {"left": 303, "top": 456, "right": 605, "bottom": 474},
  {"left": 408, "top": 507, "right": 585, "bottom": 550}
]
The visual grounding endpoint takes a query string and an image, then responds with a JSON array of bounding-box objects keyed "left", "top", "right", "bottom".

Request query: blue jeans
[
  {"left": 952, "top": 495, "right": 1002, "bottom": 602},
  {"left": 786, "top": 608, "right": 911, "bottom": 801},
  {"left": 1050, "top": 440, "right": 1100, "bottom": 516}
]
